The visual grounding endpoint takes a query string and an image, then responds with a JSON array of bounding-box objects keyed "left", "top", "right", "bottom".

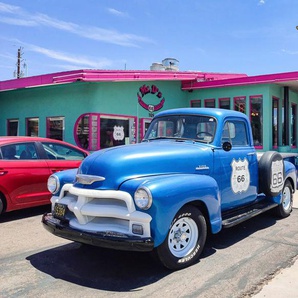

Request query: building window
[
  {"left": 46, "top": 117, "right": 64, "bottom": 140},
  {"left": 204, "top": 99, "right": 215, "bottom": 108},
  {"left": 272, "top": 97, "right": 279, "bottom": 148},
  {"left": 234, "top": 96, "right": 246, "bottom": 113},
  {"left": 75, "top": 114, "right": 94, "bottom": 150},
  {"left": 100, "top": 115, "right": 136, "bottom": 148},
  {"left": 140, "top": 118, "right": 152, "bottom": 140},
  {"left": 291, "top": 103, "right": 297, "bottom": 148},
  {"left": 219, "top": 98, "right": 230, "bottom": 109},
  {"left": 26, "top": 118, "right": 39, "bottom": 137},
  {"left": 190, "top": 100, "right": 201, "bottom": 107},
  {"left": 250, "top": 96, "right": 263, "bottom": 148},
  {"left": 75, "top": 113, "right": 137, "bottom": 151},
  {"left": 7, "top": 119, "right": 19, "bottom": 136}
]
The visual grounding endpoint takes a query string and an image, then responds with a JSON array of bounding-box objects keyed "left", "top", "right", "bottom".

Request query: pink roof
[
  {"left": 0, "top": 69, "right": 247, "bottom": 92},
  {"left": 181, "top": 71, "right": 298, "bottom": 92}
]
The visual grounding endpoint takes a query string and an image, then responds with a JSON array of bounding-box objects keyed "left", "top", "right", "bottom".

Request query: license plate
[{"left": 53, "top": 203, "right": 67, "bottom": 219}]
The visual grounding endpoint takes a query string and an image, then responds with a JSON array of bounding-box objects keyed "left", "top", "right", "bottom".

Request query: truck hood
[{"left": 76, "top": 140, "right": 213, "bottom": 189}]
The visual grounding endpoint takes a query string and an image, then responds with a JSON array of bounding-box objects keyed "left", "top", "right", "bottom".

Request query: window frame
[
  {"left": 26, "top": 117, "right": 39, "bottom": 137},
  {"left": 234, "top": 96, "right": 246, "bottom": 114},
  {"left": 74, "top": 113, "right": 138, "bottom": 151},
  {"left": 291, "top": 103, "right": 297, "bottom": 148},
  {"left": 272, "top": 97, "right": 279, "bottom": 148},
  {"left": 219, "top": 98, "right": 230, "bottom": 109},
  {"left": 7, "top": 119, "right": 19, "bottom": 136},
  {"left": 190, "top": 99, "right": 201, "bottom": 108},
  {"left": 46, "top": 116, "right": 65, "bottom": 141},
  {"left": 250, "top": 95, "right": 263, "bottom": 149}
]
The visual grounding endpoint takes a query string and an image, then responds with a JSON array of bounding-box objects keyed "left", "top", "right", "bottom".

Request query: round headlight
[
  {"left": 134, "top": 187, "right": 152, "bottom": 210},
  {"left": 47, "top": 175, "right": 60, "bottom": 194}
]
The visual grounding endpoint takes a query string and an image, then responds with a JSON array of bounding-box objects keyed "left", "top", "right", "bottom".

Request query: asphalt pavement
[{"left": 252, "top": 190, "right": 298, "bottom": 298}]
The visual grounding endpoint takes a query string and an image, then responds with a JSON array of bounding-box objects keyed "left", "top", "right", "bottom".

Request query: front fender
[
  {"left": 52, "top": 168, "right": 78, "bottom": 196},
  {"left": 120, "top": 174, "right": 222, "bottom": 247}
]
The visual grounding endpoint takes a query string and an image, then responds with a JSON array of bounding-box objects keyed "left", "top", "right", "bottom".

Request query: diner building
[{"left": 1, "top": 61, "right": 298, "bottom": 153}]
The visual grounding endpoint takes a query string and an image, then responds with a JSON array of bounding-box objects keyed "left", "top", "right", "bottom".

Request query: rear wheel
[
  {"left": 156, "top": 205, "right": 207, "bottom": 270},
  {"left": 275, "top": 180, "right": 293, "bottom": 218},
  {"left": 0, "top": 196, "right": 4, "bottom": 214},
  {"left": 259, "top": 151, "right": 285, "bottom": 197}
]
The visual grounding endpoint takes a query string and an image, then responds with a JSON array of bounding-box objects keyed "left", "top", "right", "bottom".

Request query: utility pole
[
  {"left": 17, "top": 48, "right": 21, "bottom": 78},
  {"left": 14, "top": 47, "right": 27, "bottom": 79}
]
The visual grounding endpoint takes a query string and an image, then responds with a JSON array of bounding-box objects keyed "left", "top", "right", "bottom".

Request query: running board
[{"left": 222, "top": 202, "right": 278, "bottom": 228}]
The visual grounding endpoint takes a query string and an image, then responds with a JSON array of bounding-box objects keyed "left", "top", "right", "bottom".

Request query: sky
[{"left": 1, "top": 0, "right": 298, "bottom": 81}]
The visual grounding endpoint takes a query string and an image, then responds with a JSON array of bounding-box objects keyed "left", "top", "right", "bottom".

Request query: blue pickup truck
[{"left": 42, "top": 108, "right": 296, "bottom": 270}]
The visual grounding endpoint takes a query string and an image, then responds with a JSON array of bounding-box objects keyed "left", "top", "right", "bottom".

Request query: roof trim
[
  {"left": 0, "top": 69, "right": 247, "bottom": 92},
  {"left": 181, "top": 71, "right": 298, "bottom": 90}
]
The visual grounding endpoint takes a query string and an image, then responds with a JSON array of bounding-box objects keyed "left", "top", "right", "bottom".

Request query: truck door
[{"left": 217, "top": 119, "right": 258, "bottom": 210}]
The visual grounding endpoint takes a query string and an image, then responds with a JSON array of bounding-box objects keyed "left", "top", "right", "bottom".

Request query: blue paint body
[{"left": 51, "top": 108, "right": 296, "bottom": 248}]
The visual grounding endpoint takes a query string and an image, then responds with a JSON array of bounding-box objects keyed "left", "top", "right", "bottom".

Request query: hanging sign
[{"left": 137, "top": 84, "right": 165, "bottom": 117}]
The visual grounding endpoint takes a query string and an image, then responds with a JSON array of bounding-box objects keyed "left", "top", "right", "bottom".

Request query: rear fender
[
  {"left": 268, "top": 160, "right": 296, "bottom": 205},
  {"left": 120, "top": 174, "right": 222, "bottom": 247},
  {"left": 284, "top": 160, "right": 297, "bottom": 191}
]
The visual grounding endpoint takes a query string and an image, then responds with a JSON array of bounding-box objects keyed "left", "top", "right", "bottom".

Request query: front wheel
[
  {"left": 275, "top": 180, "right": 293, "bottom": 218},
  {"left": 156, "top": 205, "right": 207, "bottom": 270}
]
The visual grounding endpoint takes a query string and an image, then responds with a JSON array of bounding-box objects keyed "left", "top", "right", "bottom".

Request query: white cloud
[
  {"left": 258, "top": 0, "right": 265, "bottom": 5},
  {"left": 0, "top": 52, "right": 15, "bottom": 60},
  {"left": 28, "top": 44, "right": 113, "bottom": 68},
  {"left": 107, "top": 8, "right": 129, "bottom": 18},
  {"left": 0, "top": 1, "right": 152, "bottom": 47},
  {"left": 0, "top": 16, "right": 36, "bottom": 26},
  {"left": 3, "top": 37, "right": 114, "bottom": 68},
  {"left": 282, "top": 49, "right": 298, "bottom": 55},
  {"left": 0, "top": 2, "right": 22, "bottom": 14}
]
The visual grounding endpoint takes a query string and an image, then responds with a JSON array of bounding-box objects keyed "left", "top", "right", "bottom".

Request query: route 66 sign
[
  {"left": 270, "top": 160, "right": 284, "bottom": 193},
  {"left": 231, "top": 158, "right": 250, "bottom": 193},
  {"left": 113, "top": 126, "right": 124, "bottom": 141}
]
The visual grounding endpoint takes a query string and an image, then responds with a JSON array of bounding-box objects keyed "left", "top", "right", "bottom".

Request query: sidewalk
[{"left": 252, "top": 191, "right": 298, "bottom": 298}]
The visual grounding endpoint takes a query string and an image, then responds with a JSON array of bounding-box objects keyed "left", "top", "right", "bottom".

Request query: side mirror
[{"left": 222, "top": 142, "right": 232, "bottom": 152}]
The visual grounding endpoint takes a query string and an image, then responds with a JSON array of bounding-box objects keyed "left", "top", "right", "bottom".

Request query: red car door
[{"left": 0, "top": 159, "right": 51, "bottom": 211}]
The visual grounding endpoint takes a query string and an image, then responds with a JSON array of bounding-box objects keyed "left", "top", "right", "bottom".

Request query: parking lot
[{"left": 1, "top": 195, "right": 298, "bottom": 298}]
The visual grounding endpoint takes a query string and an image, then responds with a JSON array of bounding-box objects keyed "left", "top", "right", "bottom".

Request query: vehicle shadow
[
  {"left": 26, "top": 210, "right": 291, "bottom": 292},
  {"left": 203, "top": 211, "right": 279, "bottom": 255},
  {"left": 27, "top": 242, "right": 169, "bottom": 291},
  {"left": 0, "top": 205, "right": 51, "bottom": 223}
]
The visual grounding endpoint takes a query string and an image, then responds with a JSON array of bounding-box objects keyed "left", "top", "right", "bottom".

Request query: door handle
[{"left": 247, "top": 152, "right": 256, "bottom": 156}]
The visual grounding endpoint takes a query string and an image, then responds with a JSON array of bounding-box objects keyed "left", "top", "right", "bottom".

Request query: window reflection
[
  {"left": 27, "top": 118, "right": 39, "bottom": 137},
  {"left": 47, "top": 117, "right": 64, "bottom": 141},
  {"left": 75, "top": 113, "right": 137, "bottom": 151},
  {"left": 250, "top": 96, "right": 263, "bottom": 147}
]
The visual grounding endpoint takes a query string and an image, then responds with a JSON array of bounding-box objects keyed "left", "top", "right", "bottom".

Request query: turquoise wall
[
  {"left": 187, "top": 84, "right": 298, "bottom": 152},
  {"left": 0, "top": 80, "right": 187, "bottom": 144},
  {"left": 1, "top": 79, "right": 298, "bottom": 152}
]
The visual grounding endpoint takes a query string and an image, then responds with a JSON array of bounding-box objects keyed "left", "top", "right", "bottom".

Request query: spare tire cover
[{"left": 258, "top": 151, "right": 285, "bottom": 197}]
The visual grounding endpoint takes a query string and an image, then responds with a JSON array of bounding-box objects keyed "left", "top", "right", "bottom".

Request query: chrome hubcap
[
  {"left": 282, "top": 185, "right": 292, "bottom": 211},
  {"left": 168, "top": 217, "right": 198, "bottom": 258}
]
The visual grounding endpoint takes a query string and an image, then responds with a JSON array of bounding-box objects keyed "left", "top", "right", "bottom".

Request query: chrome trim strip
[
  {"left": 195, "top": 165, "right": 210, "bottom": 170},
  {"left": 76, "top": 174, "right": 105, "bottom": 185}
]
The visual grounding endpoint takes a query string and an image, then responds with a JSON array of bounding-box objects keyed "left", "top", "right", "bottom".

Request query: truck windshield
[{"left": 144, "top": 115, "right": 216, "bottom": 143}]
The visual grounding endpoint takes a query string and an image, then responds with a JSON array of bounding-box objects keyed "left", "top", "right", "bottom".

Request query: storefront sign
[
  {"left": 137, "top": 84, "right": 165, "bottom": 117},
  {"left": 113, "top": 125, "right": 125, "bottom": 141}
]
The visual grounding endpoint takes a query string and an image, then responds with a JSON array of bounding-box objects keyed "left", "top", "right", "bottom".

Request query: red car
[{"left": 0, "top": 136, "right": 89, "bottom": 214}]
